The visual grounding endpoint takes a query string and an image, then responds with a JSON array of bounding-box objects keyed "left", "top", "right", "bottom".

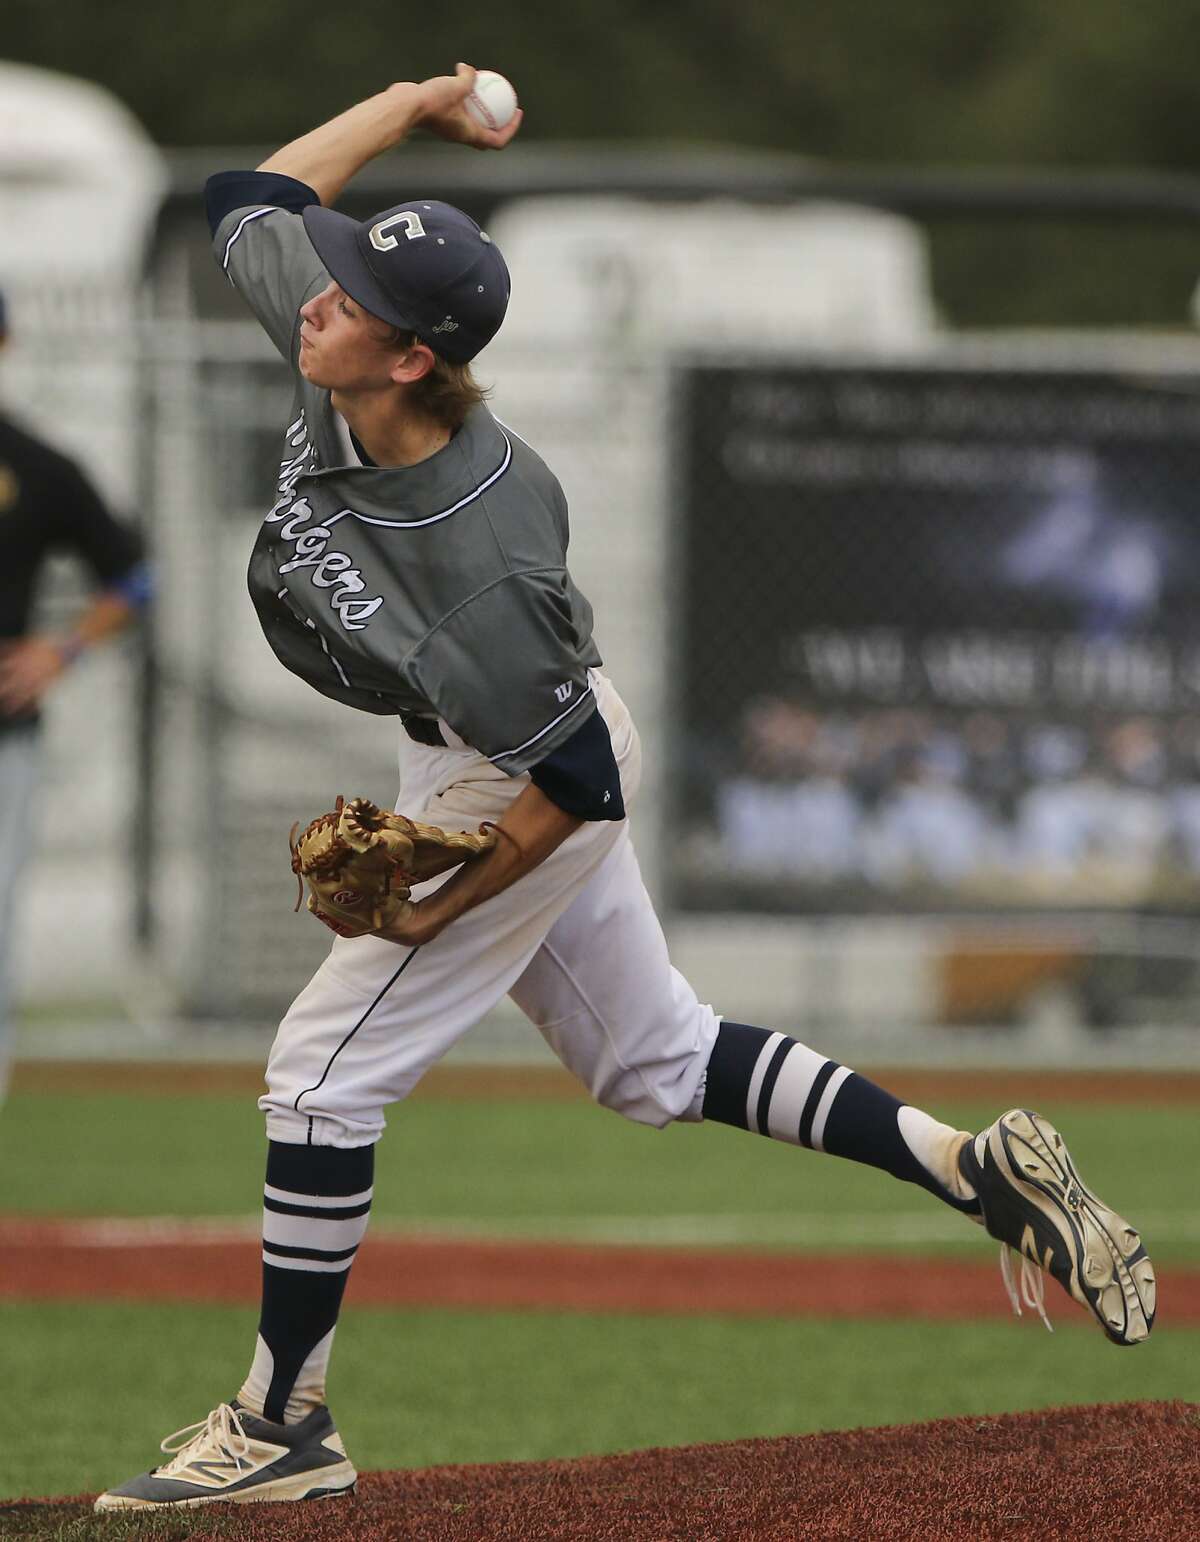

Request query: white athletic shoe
[
  {"left": 93, "top": 1401, "right": 357, "bottom": 1510},
  {"left": 961, "top": 1108, "right": 1156, "bottom": 1345}
]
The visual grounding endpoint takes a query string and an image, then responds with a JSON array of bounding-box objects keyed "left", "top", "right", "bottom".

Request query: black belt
[{"left": 401, "top": 713, "right": 447, "bottom": 748}]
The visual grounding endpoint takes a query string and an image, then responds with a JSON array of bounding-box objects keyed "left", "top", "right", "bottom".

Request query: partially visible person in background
[
  {"left": 718, "top": 699, "right": 861, "bottom": 879},
  {"left": 0, "top": 288, "right": 150, "bottom": 1098}
]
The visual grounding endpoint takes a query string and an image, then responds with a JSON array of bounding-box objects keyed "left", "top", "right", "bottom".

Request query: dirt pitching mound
[{"left": 7, "top": 1400, "right": 1197, "bottom": 1540}]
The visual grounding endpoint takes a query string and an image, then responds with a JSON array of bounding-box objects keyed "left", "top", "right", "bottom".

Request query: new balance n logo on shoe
[
  {"left": 94, "top": 1403, "right": 357, "bottom": 1510},
  {"left": 180, "top": 1441, "right": 286, "bottom": 1488},
  {"left": 1020, "top": 1224, "right": 1054, "bottom": 1275}
]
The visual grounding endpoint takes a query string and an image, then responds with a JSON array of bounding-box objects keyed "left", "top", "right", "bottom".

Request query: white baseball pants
[
  {"left": 0, "top": 726, "right": 40, "bottom": 1099},
  {"left": 261, "top": 673, "right": 721, "bottom": 1147}
]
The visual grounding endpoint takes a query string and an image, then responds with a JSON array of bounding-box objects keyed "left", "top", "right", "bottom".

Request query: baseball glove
[{"left": 290, "top": 795, "right": 497, "bottom": 938}]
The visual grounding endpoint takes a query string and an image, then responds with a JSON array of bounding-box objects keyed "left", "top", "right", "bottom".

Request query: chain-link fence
[
  {"left": 132, "top": 317, "right": 668, "bottom": 1022},
  {"left": 672, "top": 353, "right": 1200, "bottom": 909},
  {"left": 15, "top": 159, "right": 1200, "bottom": 1048},
  {"left": 665, "top": 345, "right": 1200, "bottom": 1032},
  {"left": 135, "top": 328, "right": 403, "bottom": 1018}
]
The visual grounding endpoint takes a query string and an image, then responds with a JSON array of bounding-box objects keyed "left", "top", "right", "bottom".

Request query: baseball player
[
  {"left": 0, "top": 290, "right": 150, "bottom": 1100},
  {"left": 96, "top": 66, "right": 1156, "bottom": 1511}
]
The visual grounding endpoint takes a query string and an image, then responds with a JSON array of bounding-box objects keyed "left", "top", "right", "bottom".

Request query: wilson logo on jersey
[{"left": 554, "top": 682, "right": 574, "bottom": 704}]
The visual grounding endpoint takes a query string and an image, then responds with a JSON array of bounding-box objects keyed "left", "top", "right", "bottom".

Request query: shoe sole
[
  {"left": 989, "top": 1108, "right": 1156, "bottom": 1346},
  {"left": 93, "top": 1461, "right": 358, "bottom": 1510}
]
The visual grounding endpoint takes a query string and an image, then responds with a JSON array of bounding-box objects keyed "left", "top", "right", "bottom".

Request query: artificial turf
[
  {"left": 2, "top": 1299, "right": 1195, "bottom": 1501},
  {"left": 1, "top": 1080, "right": 1188, "bottom": 1511},
  {"left": 0, "top": 1088, "right": 1194, "bottom": 1260}
]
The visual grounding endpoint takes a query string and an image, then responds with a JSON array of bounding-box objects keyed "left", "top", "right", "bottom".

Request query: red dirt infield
[
  {"left": 12, "top": 1059, "right": 1200, "bottom": 1104},
  {"left": 7, "top": 1059, "right": 1193, "bottom": 1324},
  {"left": 2, "top": 1216, "right": 1197, "bottom": 1325},
  {"left": 5, "top": 1401, "right": 1197, "bottom": 1539},
  {"left": 6, "top": 1064, "right": 1193, "bottom": 1535}
]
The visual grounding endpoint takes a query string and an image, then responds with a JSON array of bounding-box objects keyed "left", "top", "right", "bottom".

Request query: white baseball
[{"left": 464, "top": 70, "right": 518, "bottom": 131}]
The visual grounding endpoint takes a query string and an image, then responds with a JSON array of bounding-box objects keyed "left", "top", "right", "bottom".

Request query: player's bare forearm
[
  {"left": 0, "top": 589, "right": 136, "bottom": 712},
  {"left": 257, "top": 86, "right": 424, "bottom": 205},
  {"left": 67, "top": 588, "right": 138, "bottom": 650},
  {"left": 257, "top": 66, "right": 523, "bottom": 207},
  {"left": 378, "top": 783, "right": 582, "bottom": 946}
]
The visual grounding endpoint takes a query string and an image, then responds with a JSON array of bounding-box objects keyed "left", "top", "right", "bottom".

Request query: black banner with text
[{"left": 672, "top": 363, "right": 1200, "bottom": 914}]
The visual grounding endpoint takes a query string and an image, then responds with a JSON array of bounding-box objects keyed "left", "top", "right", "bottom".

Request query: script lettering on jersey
[{"left": 265, "top": 412, "right": 384, "bottom": 632}]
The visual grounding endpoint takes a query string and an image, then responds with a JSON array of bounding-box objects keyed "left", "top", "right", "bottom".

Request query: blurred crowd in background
[
  {"left": 714, "top": 699, "right": 1200, "bottom": 900},
  {"left": 7, "top": 9, "right": 1200, "bottom": 1029}
]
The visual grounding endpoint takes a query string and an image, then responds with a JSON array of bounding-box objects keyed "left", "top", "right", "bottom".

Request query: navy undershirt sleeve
[
  {"left": 205, "top": 171, "right": 320, "bottom": 235},
  {"left": 529, "top": 708, "right": 626, "bottom": 821}
]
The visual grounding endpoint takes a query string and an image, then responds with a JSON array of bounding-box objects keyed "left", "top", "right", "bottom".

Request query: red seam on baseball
[{"left": 469, "top": 91, "right": 499, "bottom": 130}]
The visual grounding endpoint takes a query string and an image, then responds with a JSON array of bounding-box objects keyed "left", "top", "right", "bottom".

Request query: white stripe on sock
[
  {"left": 745, "top": 1032, "right": 786, "bottom": 1134},
  {"left": 263, "top": 1184, "right": 374, "bottom": 1209},
  {"left": 765, "top": 1043, "right": 830, "bottom": 1145},
  {"left": 261, "top": 1249, "right": 355, "bottom": 1274},
  {"left": 808, "top": 1064, "right": 853, "bottom": 1152},
  {"left": 261, "top": 1208, "right": 370, "bottom": 1253}
]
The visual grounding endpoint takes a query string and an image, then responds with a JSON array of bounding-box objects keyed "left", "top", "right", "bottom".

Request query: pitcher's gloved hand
[{"left": 290, "top": 796, "right": 497, "bottom": 939}]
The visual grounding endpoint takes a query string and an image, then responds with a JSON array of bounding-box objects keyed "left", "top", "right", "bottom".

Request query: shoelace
[
  {"left": 157, "top": 1403, "right": 252, "bottom": 1478},
  {"left": 999, "top": 1244, "right": 1054, "bottom": 1333}
]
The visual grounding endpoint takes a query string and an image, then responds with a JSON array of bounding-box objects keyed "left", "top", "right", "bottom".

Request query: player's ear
[{"left": 390, "top": 341, "right": 436, "bottom": 386}]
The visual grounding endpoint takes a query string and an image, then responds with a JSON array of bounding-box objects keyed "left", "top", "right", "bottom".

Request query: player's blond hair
[{"left": 391, "top": 328, "right": 489, "bottom": 431}]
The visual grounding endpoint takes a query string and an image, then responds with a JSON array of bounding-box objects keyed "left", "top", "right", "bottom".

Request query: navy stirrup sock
[
  {"left": 246, "top": 1141, "right": 375, "bottom": 1424},
  {"left": 702, "top": 1021, "right": 980, "bottom": 1215}
]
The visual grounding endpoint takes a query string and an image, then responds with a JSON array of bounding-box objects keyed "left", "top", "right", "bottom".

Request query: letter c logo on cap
[{"left": 370, "top": 212, "right": 428, "bottom": 251}]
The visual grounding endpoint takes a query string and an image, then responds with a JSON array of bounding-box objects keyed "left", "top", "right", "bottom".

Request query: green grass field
[
  {"left": 0, "top": 1080, "right": 1191, "bottom": 1500},
  {"left": 2, "top": 1302, "right": 1193, "bottom": 1502},
  {"left": 1, "top": 1088, "right": 1196, "bottom": 1258}
]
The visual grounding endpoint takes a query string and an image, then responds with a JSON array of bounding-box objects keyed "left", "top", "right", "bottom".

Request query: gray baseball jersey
[{"left": 213, "top": 201, "right": 603, "bottom": 775}]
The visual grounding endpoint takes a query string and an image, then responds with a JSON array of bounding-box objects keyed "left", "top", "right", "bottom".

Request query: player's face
[{"left": 298, "top": 283, "right": 403, "bottom": 391}]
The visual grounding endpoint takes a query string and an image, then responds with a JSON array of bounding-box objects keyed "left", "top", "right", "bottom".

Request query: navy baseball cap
[{"left": 303, "top": 199, "right": 510, "bottom": 364}]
